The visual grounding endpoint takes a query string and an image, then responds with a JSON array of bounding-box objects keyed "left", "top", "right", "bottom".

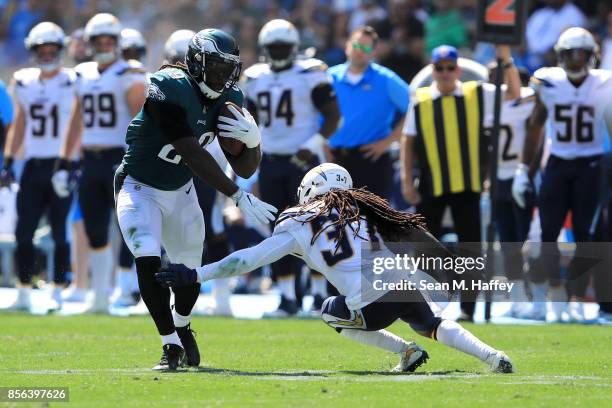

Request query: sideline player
[
  {"left": 158, "top": 163, "right": 514, "bottom": 374},
  {"left": 116, "top": 29, "right": 277, "bottom": 370},
  {"left": 52, "top": 13, "right": 148, "bottom": 313},
  {"left": 2, "top": 22, "right": 76, "bottom": 311},
  {"left": 512, "top": 27, "right": 612, "bottom": 321},
  {"left": 244, "top": 19, "right": 340, "bottom": 315}
]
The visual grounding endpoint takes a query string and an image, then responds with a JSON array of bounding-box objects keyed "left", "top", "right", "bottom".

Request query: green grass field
[{"left": 0, "top": 314, "right": 610, "bottom": 407}]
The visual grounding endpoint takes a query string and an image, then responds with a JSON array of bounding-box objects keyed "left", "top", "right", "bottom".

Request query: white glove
[
  {"left": 231, "top": 189, "right": 278, "bottom": 225},
  {"left": 299, "top": 133, "right": 327, "bottom": 163},
  {"left": 512, "top": 164, "right": 530, "bottom": 208},
  {"left": 51, "top": 170, "right": 71, "bottom": 198},
  {"left": 217, "top": 105, "right": 261, "bottom": 148}
]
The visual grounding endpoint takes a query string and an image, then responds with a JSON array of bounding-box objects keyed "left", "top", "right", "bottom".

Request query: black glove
[
  {"left": 155, "top": 263, "right": 198, "bottom": 288},
  {"left": 0, "top": 157, "right": 15, "bottom": 187}
]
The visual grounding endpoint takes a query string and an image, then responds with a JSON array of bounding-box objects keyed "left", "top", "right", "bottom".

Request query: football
[{"left": 217, "top": 101, "right": 246, "bottom": 156}]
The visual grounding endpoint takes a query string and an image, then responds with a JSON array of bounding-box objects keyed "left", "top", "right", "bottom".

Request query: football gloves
[
  {"left": 51, "top": 170, "right": 71, "bottom": 198},
  {"left": 155, "top": 263, "right": 198, "bottom": 288},
  {"left": 512, "top": 164, "right": 531, "bottom": 208},
  {"left": 217, "top": 105, "right": 261, "bottom": 148},
  {"left": 231, "top": 189, "right": 277, "bottom": 225}
]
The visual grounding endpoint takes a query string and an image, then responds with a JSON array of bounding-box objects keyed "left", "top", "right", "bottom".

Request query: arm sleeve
[
  {"left": 386, "top": 72, "right": 410, "bottom": 114},
  {"left": 144, "top": 99, "right": 193, "bottom": 142},
  {"left": 195, "top": 232, "right": 298, "bottom": 282}
]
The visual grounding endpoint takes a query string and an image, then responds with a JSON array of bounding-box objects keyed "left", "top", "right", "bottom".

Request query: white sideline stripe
[{"left": 5, "top": 369, "right": 610, "bottom": 385}]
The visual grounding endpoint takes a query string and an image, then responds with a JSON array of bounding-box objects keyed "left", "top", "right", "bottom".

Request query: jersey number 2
[
  {"left": 30, "top": 104, "right": 58, "bottom": 138},
  {"left": 257, "top": 89, "right": 294, "bottom": 127},
  {"left": 158, "top": 132, "right": 214, "bottom": 165},
  {"left": 83, "top": 93, "right": 116, "bottom": 128},
  {"left": 310, "top": 213, "right": 354, "bottom": 267}
]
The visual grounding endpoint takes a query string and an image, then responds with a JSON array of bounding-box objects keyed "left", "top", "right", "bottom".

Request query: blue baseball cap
[{"left": 431, "top": 45, "right": 458, "bottom": 63}]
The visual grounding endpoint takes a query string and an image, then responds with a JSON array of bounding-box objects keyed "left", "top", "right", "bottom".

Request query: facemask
[{"left": 95, "top": 51, "right": 116, "bottom": 64}]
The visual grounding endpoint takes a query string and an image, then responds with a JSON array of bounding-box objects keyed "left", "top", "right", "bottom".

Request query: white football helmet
[
  {"left": 84, "top": 13, "right": 122, "bottom": 64},
  {"left": 258, "top": 19, "right": 299, "bottom": 69},
  {"left": 297, "top": 163, "right": 353, "bottom": 205},
  {"left": 120, "top": 28, "right": 146, "bottom": 60},
  {"left": 164, "top": 29, "right": 195, "bottom": 64},
  {"left": 24, "top": 22, "right": 66, "bottom": 72},
  {"left": 554, "top": 27, "right": 598, "bottom": 79}
]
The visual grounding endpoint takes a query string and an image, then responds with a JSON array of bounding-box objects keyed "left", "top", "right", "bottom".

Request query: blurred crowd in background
[{"left": 1, "top": 0, "right": 612, "bottom": 81}]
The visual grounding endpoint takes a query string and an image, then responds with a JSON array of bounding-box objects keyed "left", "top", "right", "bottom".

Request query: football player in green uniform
[{"left": 115, "top": 29, "right": 277, "bottom": 371}]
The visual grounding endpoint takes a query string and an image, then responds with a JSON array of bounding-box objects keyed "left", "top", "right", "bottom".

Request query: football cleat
[
  {"left": 263, "top": 295, "right": 298, "bottom": 318},
  {"left": 62, "top": 287, "right": 87, "bottom": 303},
  {"left": 518, "top": 302, "right": 547, "bottom": 321},
  {"left": 568, "top": 301, "right": 585, "bottom": 323},
  {"left": 176, "top": 324, "right": 200, "bottom": 367},
  {"left": 111, "top": 291, "right": 139, "bottom": 308},
  {"left": 391, "top": 342, "right": 429, "bottom": 373},
  {"left": 152, "top": 344, "right": 185, "bottom": 371},
  {"left": 7, "top": 288, "right": 32, "bottom": 312},
  {"left": 486, "top": 351, "right": 514, "bottom": 373}
]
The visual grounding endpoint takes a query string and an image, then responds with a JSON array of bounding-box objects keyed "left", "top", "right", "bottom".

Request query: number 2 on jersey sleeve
[
  {"left": 256, "top": 89, "right": 294, "bottom": 127},
  {"left": 310, "top": 213, "right": 354, "bottom": 267}
]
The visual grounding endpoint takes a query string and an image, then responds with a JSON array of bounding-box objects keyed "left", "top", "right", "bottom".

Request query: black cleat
[
  {"left": 152, "top": 344, "right": 185, "bottom": 371},
  {"left": 264, "top": 295, "right": 299, "bottom": 318},
  {"left": 312, "top": 294, "right": 325, "bottom": 311},
  {"left": 176, "top": 324, "right": 200, "bottom": 367}
]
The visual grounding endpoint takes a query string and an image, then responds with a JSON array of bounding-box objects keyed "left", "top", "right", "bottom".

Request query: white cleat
[
  {"left": 391, "top": 342, "right": 429, "bottom": 373},
  {"left": 62, "top": 287, "right": 87, "bottom": 303},
  {"left": 486, "top": 351, "right": 514, "bottom": 373},
  {"left": 567, "top": 301, "right": 585, "bottom": 323},
  {"left": 7, "top": 288, "right": 32, "bottom": 312},
  {"left": 518, "top": 303, "right": 547, "bottom": 321},
  {"left": 111, "top": 291, "right": 139, "bottom": 308}
]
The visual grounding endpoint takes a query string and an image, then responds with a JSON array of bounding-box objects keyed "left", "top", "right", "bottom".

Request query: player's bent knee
[
  {"left": 410, "top": 317, "right": 442, "bottom": 339},
  {"left": 320, "top": 296, "right": 367, "bottom": 330}
]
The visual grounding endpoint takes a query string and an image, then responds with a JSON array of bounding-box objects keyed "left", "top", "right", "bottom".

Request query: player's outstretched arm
[
  {"left": 512, "top": 94, "right": 547, "bottom": 208},
  {"left": 155, "top": 232, "right": 298, "bottom": 287}
]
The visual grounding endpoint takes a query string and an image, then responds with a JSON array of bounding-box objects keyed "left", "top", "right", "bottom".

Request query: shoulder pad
[
  {"left": 531, "top": 67, "right": 560, "bottom": 88},
  {"left": 511, "top": 87, "right": 536, "bottom": 107},
  {"left": 117, "top": 66, "right": 147, "bottom": 76},
  {"left": 60, "top": 68, "right": 78, "bottom": 87},
  {"left": 244, "top": 63, "right": 270, "bottom": 79},
  {"left": 13, "top": 68, "right": 39, "bottom": 85},
  {"left": 74, "top": 61, "right": 97, "bottom": 75},
  {"left": 297, "top": 58, "right": 328, "bottom": 73},
  {"left": 590, "top": 69, "right": 612, "bottom": 88}
]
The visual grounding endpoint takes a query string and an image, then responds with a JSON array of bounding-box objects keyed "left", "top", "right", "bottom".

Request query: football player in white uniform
[
  {"left": 512, "top": 27, "right": 612, "bottom": 321},
  {"left": 163, "top": 29, "right": 195, "bottom": 65},
  {"left": 243, "top": 19, "right": 341, "bottom": 316},
  {"left": 52, "top": 13, "right": 148, "bottom": 313},
  {"left": 120, "top": 28, "right": 146, "bottom": 63},
  {"left": 488, "top": 65, "right": 536, "bottom": 318},
  {"left": 2, "top": 22, "right": 77, "bottom": 312},
  {"left": 157, "top": 163, "right": 514, "bottom": 373}
]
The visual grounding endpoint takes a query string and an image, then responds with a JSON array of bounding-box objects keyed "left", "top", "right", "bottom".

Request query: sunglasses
[
  {"left": 352, "top": 42, "right": 373, "bottom": 54},
  {"left": 434, "top": 64, "right": 457, "bottom": 72}
]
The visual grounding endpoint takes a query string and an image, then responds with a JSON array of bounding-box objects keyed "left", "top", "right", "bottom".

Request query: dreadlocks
[
  {"left": 159, "top": 61, "right": 188, "bottom": 71},
  {"left": 289, "top": 188, "right": 426, "bottom": 249}
]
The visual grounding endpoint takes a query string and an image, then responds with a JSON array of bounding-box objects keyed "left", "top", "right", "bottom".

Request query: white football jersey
[
  {"left": 243, "top": 58, "right": 331, "bottom": 154},
  {"left": 12, "top": 68, "right": 77, "bottom": 159},
  {"left": 75, "top": 58, "right": 147, "bottom": 147},
  {"left": 274, "top": 204, "right": 399, "bottom": 310},
  {"left": 496, "top": 87, "right": 535, "bottom": 180},
  {"left": 531, "top": 67, "right": 612, "bottom": 159}
]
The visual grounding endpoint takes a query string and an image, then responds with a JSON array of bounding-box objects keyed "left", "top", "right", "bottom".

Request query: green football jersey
[{"left": 122, "top": 67, "right": 243, "bottom": 190}]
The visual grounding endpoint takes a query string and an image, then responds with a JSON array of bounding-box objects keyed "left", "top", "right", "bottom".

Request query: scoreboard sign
[{"left": 476, "top": 0, "right": 527, "bottom": 45}]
